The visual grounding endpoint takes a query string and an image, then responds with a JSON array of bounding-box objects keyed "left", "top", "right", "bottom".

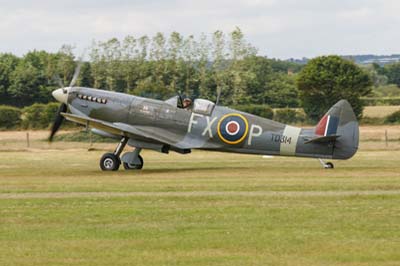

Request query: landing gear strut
[
  {"left": 100, "top": 137, "right": 128, "bottom": 171},
  {"left": 318, "top": 158, "right": 334, "bottom": 169}
]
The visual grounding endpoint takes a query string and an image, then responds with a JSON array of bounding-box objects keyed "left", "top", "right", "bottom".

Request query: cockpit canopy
[
  {"left": 164, "top": 95, "right": 181, "bottom": 107},
  {"left": 164, "top": 96, "right": 215, "bottom": 115},
  {"left": 192, "top": 99, "right": 215, "bottom": 115}
]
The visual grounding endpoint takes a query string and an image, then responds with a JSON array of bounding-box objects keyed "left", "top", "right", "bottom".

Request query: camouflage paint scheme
[{"left": 55, "top": 87, "right": 358, "bottom": 164}]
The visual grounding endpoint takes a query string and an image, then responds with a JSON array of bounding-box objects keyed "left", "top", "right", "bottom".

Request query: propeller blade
[
  {"left": 49, "top": 103, "right": 67, "bottom": 142},
  {"left": 69, "top": 50, "right": 87, "bottom": 87},
  {"left": 52, "top": 73, "right": 64, "bottom": 88},
  {"left": 69, "top": 61, "right": 82, "bottom": 87},
  {"left": 216, "top": 87, "right": 222, "bottom": 105}
]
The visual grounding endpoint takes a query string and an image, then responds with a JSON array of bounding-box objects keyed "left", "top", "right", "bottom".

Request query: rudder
[{"left": 315, "top": 100, "right": 359, "bottom": 159}]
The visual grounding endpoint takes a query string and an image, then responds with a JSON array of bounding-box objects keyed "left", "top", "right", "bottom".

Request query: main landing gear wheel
[
  {"left": 100, "top": 137, "right": 128, "bottom": 171},
  {"left": 123, "top": 155, "right": 144, "bottom": 170},
  {"left": 100, "top": 153, "right": 121, "bottom": 171}
]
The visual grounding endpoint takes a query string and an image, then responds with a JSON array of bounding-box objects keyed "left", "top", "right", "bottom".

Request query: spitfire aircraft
[{"left": 49, "top": 69, "right": 359, "bottom": 171}]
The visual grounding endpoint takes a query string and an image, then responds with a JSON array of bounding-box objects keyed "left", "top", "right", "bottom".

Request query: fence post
[
  {"left": 26, "top": 132, "right": 30, "bottom": 148},
  {"left": 385, "top": 129, "right": 388, "bottom": 148}
]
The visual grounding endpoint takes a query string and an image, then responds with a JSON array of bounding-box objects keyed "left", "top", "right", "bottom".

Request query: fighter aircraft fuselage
[{"left": 60, "top": 87, "right": 358, "bottom": 163}]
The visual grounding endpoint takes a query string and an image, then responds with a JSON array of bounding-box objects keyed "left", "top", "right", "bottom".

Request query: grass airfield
[{"left": 1, "top": 128, "right": 400, "bottom": 265}]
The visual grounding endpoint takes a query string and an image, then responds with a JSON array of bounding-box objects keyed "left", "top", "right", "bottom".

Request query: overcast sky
[{"left": 0, "top": 0, "right": 398, "bottom": 59}]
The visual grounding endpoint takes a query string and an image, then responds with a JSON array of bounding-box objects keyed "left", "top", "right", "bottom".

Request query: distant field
[
  {"left": 363, "top": 105, "right": 400, "bottom": 118},
  {"left": 0, "top": 129, "right": 400, "bottom": 265}
]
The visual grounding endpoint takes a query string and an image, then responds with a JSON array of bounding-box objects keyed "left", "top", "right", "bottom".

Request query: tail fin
[{"left": 314, "top": 100, "right": 359, "bottom": 159}]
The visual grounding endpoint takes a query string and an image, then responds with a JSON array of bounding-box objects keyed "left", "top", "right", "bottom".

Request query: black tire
[
  {"left": 123, "top": 155, "right": 144, "bottom": 170},
  {"left": 325, "top": 162, "right": 334, "bottom": 169},
  {"left": 100, "top": 153, "right": 121, "bottom": 171}
]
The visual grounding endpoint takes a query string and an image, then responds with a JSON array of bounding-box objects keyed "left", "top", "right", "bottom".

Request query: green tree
[
  {"left": 239, "top": 56, "right": 273, "bottom": 105},
  {"left": 55, "top": 45, "right": 76, "bottom": 86},
  {"left": 8, "top": 61, "right": 48, "bottom": 106},
  {"left": 363, "top": 64, "right": 388, "bottom": 87},
  {"left": 181, "top": 35, "right": 197, "bottom": 96},
  {"left": 121, "top": 35, "right": 140, "bottom": 92},
  {"left": 297, "top": 55, "right": 372, "bottom": 121},
  {"left": 1, "top": 49, "right": 80, "bottom": 106},
  {"left": 264, "top": 73, "right": 299, "bottom": 108},
  {"left": 166, "top": 32, "right": 183, "bottom": 94},
  {"left": 211, "top": 30, "right": 229, "bottom": 103},
  {"left": 77, "top": 62, "right": 94, "bottom": 87},
  {"left": 196, "top": 33, "right": 211, "bottom": 99},
  {"left": 100, "top": 38, "right": 125, "bottom": 92},
  {"left": 269, "top": 59, "right": 303, "bottom": 74},
  {"left": 149, "top": 33, "right": 171, "bottom": 98},
  {"left": 90, "top": 41, "right": 108, "bottom": 90},
  {"left": 23, "top": 50, "right": 48, "bottom": 70},
  {"left": 0, "top": 53, "right": 20, "bottom": 105},
  {"left": 384, "top": 62, "right": 400, "bottom": 87},
  {"left": 229, "top": 27, "right": 257, "bottom": 105}
]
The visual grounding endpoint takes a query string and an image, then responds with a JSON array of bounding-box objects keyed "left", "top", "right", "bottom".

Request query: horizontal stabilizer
[{"left": 304, "top": 135, "right": 340, "bottom": 144}]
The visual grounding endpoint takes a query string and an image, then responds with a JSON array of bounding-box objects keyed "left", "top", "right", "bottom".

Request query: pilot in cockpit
[{"left": 182, "top": 98, "right": 192, "bottom": 109}]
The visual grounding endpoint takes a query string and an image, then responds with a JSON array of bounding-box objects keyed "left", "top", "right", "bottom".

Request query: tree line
[
  {"left": 0, "top": 28, "right": 300, "bottom": 108},
  {"left": 2, "top": 28, "right": 400, "bottom": 122}
]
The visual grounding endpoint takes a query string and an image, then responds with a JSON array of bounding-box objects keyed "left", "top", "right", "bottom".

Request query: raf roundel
[{"left": 217, "top": 113, "right": 249, "bottom": 144}]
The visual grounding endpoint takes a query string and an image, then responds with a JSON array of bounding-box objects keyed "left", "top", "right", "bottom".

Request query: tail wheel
[
  {"left": 100, "top": 153, "right": 121, "bottom": 171},
  {"left": 123, "top": 155, "right": 144, "bottom": 170},
  {"left": 325, "top": 162, "right": 334, "bottom": 169}
]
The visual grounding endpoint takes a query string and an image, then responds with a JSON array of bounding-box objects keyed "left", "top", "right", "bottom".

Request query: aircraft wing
[
  {"left": 114, "top": 123, "right": 220, "bottom": 150},
  {"left": 61, "top": 113, "right": 126, "bottom": 136},
  {"left": 61, "top": 113, "right": 203, "bottom": 149}
]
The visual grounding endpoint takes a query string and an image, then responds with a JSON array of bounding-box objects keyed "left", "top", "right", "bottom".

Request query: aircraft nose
[{"left": 52, "top": 88, "right": 69, "bottom": 104}]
